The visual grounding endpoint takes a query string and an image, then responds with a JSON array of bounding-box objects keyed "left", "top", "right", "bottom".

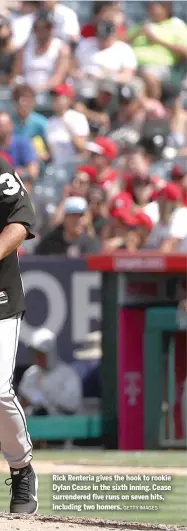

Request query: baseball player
[{"left": 0, "top": 155, "right": 38, "bottom": 514}]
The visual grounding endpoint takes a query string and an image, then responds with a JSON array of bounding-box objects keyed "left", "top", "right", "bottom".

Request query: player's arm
[
  {"left": 0, "top": 223, "right": 28, "bottom": 260},
  {"left": 0, "top": 161, "right": 36, "bottom": 259}
]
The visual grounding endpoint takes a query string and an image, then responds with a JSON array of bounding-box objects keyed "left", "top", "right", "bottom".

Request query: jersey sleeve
[{"left": 0, "top": 156, "right": 36, "bottom": 239}]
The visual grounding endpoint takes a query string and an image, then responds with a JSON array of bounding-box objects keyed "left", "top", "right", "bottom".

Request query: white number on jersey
[
  {"left": 0, "top": 173, "right": 21, "bottom": 196},
  {"left": 15, "top": 172, "right": 27, "bottom": 192}
]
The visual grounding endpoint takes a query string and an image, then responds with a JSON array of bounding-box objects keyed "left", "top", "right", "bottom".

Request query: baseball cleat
[{"left": 6, "top": 463, "right": 38, "bottom": 514}]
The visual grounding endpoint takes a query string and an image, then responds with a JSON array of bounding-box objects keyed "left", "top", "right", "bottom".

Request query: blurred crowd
[{"left": 1, "top": 0, "right": 187, "bottom": 256}]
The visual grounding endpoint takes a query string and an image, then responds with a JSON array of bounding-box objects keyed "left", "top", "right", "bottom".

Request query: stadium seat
[{"left": 42, "top": 163, "right": 77, "bottom": 186}]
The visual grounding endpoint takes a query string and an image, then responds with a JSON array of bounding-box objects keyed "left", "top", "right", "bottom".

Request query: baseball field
[{"left": 0, "top": 449, "right": 186, "bottom": 531}]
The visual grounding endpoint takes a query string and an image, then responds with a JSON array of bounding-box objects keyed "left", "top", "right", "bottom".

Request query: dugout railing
[{"left": 87, "top": 252, "right": 187, "bottom": 450}]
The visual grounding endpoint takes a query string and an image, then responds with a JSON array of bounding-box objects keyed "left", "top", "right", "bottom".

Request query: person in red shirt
[
  {"left": 86, "top": 136, "right": 119, "bottom": 197},
  {"left": 171, "top": 160, "right": 187, "bottom": 206},
  {"left": 68, "top": 165, "right": 96, "bottom": 199},
  {"left": 105, "top": 202, "right": 154, "bottom": 251}
]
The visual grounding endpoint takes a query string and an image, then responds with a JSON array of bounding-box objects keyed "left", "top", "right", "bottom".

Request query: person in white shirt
[
  {"left": 12, "top": 10, "right": 70, "bottom": 94},
  {"left": 10, "top": 1, "right": 41, "bottom": 50},
  {"left": 147, "top": 182, "right": 187, "bottom": 252},
  {"left": 74, "top": 20, "right": 137, "bottom": 85},
  {"left": 40, "top": 1, "right": 80, "bottom": 43},
  {"left": 11, "top": 1, "right": 80, "bottom": 49},
  {"left": 18, "top": 328, "right": 82, "bottom": 415},
  {"left": 46, "top": 83, "right": 90, "bottom": 167}
]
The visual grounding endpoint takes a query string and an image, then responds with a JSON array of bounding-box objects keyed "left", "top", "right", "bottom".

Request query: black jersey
[{"left": 0, "top": 156, "right": 35, "bottom": 320}]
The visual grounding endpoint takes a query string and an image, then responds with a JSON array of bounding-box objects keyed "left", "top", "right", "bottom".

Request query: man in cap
[
  {"left": 46, "top": 83, "right": 90, "bottom": 167},
  {"left": 76, "top": 77, "right": 118, "bottom": 134},
  {"left": 86, "top": 136, "right": 119, "bottom": 198},
  {"left": 114, "top": 81, "right": 145, "bottom": 129},
  {"left": 147, "top": 182, "right": 187, "bottom": 251},
  {"left": 18, "top": 328, "right": 82, "bottom": 415},
  {"left": 103, "top": 206, "right": 138, "bottom": 252},
  {"left": 35, "top": 196, "right": 100, "bottom": 255},
  {"left": 109, "top": 79, "right": 165, "bottom": 152}
]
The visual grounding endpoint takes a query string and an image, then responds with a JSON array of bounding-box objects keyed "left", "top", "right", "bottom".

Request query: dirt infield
[
  {"left": 0, "top": 514, "right": 186, "bottom": 531},
  {"left": 0, "top": 460, "right": 186, "bottom": 530}
]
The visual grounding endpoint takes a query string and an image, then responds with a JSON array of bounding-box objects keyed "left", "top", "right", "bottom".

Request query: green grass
[
  {"left": 1, "top": 451, "right": 186, "bottom": 525},
  {"left": 31, "top": 449, "right": 187, "bottom": 467}
]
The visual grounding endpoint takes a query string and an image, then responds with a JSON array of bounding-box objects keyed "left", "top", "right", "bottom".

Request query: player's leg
[{"left": 0, "top": 314, "right": 38, "bottom": 514}]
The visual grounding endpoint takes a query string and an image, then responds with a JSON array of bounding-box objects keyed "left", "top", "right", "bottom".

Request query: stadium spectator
[
  {"left": 49, "top": 165, "right": 102, "bottom": 229},
  {"left": 112, "top": 82, "right": 145, "bottom": 142},
  {"left": 160, "top": 82, "right": 187, "bottom": 152},
  {"left": 128, "top": 1, "right": 187, "bottom": 98},
  {"left": 74, "top": 20, "right": 137, "bottom": 85},
  {"left": 103, "top": 207, "right": 138, "bottom": 252},
  {"left": 105, "top": 209, "right": 154, "bottom": 252},
  {"left": 10, "top": 1, "right": 41, "bottom": 50},
  {"left": 133, "top": 211, "right": 154, "bottom": 249},
  {"left": 18, "top": 328, "right": 82, "bottom": 415},
  {"left": 35, "top": 196, "right": 100, "bottom": 256},
  {"left": 12, "top": 83, "right": 48, "bottom": 150},
  {"left": 46, "top": 83, "right": 90, "bottom": 167},
  {"left": 129, "top": 173, "right": 160, "bottom": 224},
  {"left": 39, "top": 1, "right": 80, "bottom": 44},
  {"left": 87, "top": 185, "right": 109, "bottom": 240},
  {"left": 0, "top": 15, "right": 16, "bottom": 85},
  {"left": 0, "top": 0, "right": 186, "bottom": 259},
  {"left": 111, "top": 78, "right": 166, "bottom": 134},
  {"left": 171, "top": 159, "right": 187, "bottom": 206},
  {"left": 86, "top": 136, "right": 119, "bottom": 198},
  {"left": 75, "top": 78, "right": 118, "bottom": 135},
  {"left": 123, "top": 119, "right": 174, "bottom": 179},
  {"left": 147, "top": 182, "right": 187, "bottom": 251},
  {"left": 12, "top": 9, "right": 70, "bottom": 93},
  {"left": 68, "top": 165, "right": 95, "bottom": 200},
  {"left": 122, "top": 145, "right": 164, "bottom": 220},
  {"left": 81, "top": 1, "right": 126, "bottom": 41},
  {"left": 0, "top": 112, "right": 39, "bottom": 180}
]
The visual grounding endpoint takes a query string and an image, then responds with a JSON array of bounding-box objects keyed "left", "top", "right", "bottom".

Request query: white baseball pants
[{"left": 0, "top": 314, "right": 33, "bottom": 469}]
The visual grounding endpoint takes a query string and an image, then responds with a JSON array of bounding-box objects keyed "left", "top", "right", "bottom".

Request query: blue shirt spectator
[
  {"left": 13, "top": 111, "right": 48, "bottom": 140},
  {"left": 7, "top": 133, "right": 38, "bottom": 168},
  {"left": 0, "top": 112, "right": 39, "bottom": 180},
  {"left": 12, "top": 83, "right": 48, "bottom": 161}
]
